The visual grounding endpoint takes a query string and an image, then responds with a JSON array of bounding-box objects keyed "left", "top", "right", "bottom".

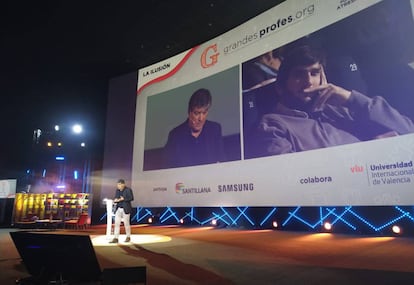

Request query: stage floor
[{"left": 2, "top": 224, "right": 414, "bottom": 284}]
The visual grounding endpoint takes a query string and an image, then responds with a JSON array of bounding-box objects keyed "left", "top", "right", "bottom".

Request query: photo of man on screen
[
  {"left": 163, "top": 88, "right": 225, "bottom": 168},
  {"left": 246, "top": 44, "right": 414, "bottom": 158}
]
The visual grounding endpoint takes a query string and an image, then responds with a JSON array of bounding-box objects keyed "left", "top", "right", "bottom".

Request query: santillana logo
[
  {"left": 175, "top": 183, "right": 185, "bottom": 194},
  {"left": 175, "top": 182, "right": 212, "bottom": 194}
]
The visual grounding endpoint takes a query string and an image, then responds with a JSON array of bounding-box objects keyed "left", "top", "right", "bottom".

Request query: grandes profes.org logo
[
  {"left": 175, "top": 183, "right": 212, "bottom": 194},
  {"left": 200, "top": 44, "right": 219, "bottom": 68}
]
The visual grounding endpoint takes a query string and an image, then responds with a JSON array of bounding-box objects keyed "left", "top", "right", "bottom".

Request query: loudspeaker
[
  {"left": 0, "top": 198, "right": 14, "bottom": 226},
  {"left": 10, "top": 231, "right": 102, "bottom": 283},
  {"left": 102, "top": 266, "right": 147, "bottom": 285}
]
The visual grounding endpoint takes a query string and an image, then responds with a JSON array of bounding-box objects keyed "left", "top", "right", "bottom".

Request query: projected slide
[{"left": 132, "top": 0, "right": 414, "bottom": 207}]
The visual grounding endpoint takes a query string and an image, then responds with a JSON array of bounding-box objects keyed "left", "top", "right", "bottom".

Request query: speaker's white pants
[{"left": 114, "top": 208, "right": 131, "bottom": 238}]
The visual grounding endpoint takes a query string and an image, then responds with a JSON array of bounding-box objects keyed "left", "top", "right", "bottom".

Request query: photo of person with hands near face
[{"left": 246, "top": 45, "right": 414, "bottom": 159}]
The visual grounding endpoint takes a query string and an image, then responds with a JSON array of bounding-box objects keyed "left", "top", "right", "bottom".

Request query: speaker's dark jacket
[{"left": 114, "top": 187, "right": 134, "bottom": 214}]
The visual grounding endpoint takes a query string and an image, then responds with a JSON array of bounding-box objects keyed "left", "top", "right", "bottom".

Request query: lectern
[{"left": 104, "top": 198, "right": 115, "bottom": 238}]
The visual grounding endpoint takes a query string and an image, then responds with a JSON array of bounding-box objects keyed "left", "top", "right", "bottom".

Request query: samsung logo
[{"left": 218, "top": 183, "right": 254, "bottom": 192}]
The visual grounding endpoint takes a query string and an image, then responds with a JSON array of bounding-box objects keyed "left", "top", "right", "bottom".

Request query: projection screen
[{"left": 132, "top": 0, "right": 414, "bottom": 207}]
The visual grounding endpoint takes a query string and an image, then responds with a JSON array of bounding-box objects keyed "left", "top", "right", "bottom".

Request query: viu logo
[{"left": 350, "top": 164, "right": 364, "bottom": 173}]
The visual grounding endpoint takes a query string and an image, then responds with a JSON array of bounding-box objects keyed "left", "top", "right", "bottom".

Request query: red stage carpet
[{"left": 2, "top": 224, "right": 414, "bottom": 284}]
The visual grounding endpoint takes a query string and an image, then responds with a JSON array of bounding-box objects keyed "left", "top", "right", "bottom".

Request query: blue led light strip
[
  {"left": 160, "top": 207, "right": 179, "bottom": 223},
  {"left": 132, "top": 207, "right": 153, "bottom": 223},
  {"left": 97, "top": 206, "right": 414, "bottom": 235},
  {"left": 259, "top": 207, "right": 277, "bottom": 226},
  {"left": 325, "top": 207, "right": 356, "bottom": 230},
  {"left": 235, "top": 207, "right": 255, "bottom": 226}
]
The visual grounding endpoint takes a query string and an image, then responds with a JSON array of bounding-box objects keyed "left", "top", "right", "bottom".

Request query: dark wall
[{"left": 98, "top": 72, "right": 137, "bottom": 204}]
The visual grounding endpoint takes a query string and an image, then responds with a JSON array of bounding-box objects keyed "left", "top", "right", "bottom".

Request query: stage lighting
[
  {"left": 72, "top": 124, "right": 83, "bottom": 134},
  {"left": 323, "top": 222, "right": 332, "bottom": 231},
  {"left": 148, "top": 217, "right": 153, "bottom": 224},
  {"left": 272, "top": 221, "right": 278, "bottom": 229},
  {"left": 392, "top": 225, "right": 401, "bottom": 235},
  {"left": 179, "top": 218, "right": 184, "bottom": 224},
  {"left": 211, "top": 219, "right": 218, "bottom": 226}
]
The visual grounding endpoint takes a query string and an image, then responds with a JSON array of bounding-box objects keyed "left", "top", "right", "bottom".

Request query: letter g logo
[{"left": 200, "top": 44, "right": 219, "bottom": 68}]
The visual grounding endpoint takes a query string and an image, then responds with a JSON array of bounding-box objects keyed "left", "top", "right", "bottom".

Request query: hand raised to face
[{"left": 303, "top": 65, "right": 352, "bottom": 112}]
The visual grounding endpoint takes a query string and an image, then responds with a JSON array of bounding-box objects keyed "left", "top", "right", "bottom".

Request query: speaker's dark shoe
[{"left": 109, "top": 238, "right": 118, "bottom": 243}]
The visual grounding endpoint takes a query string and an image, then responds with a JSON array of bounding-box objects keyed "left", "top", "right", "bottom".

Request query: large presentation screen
[{"left": 132, "top": 0, "right": 414, "bottom": 207}]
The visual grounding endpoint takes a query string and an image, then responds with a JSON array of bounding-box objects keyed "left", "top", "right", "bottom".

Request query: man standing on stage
[{"left": 110, "top": 179, "right": 134, "bottom": 243}]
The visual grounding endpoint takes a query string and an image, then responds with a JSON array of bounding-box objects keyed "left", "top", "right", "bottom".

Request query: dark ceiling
[
  {"left": 1, "top": 0, "right": 285, "bottom": 173},
  {"left": 2, "top": 0, "right": 285, "bottom": 80}
]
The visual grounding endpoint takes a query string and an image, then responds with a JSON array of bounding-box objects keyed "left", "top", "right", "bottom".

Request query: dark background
[{"left": 0, "top": 0, "right": 286, "bottom": 179}]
